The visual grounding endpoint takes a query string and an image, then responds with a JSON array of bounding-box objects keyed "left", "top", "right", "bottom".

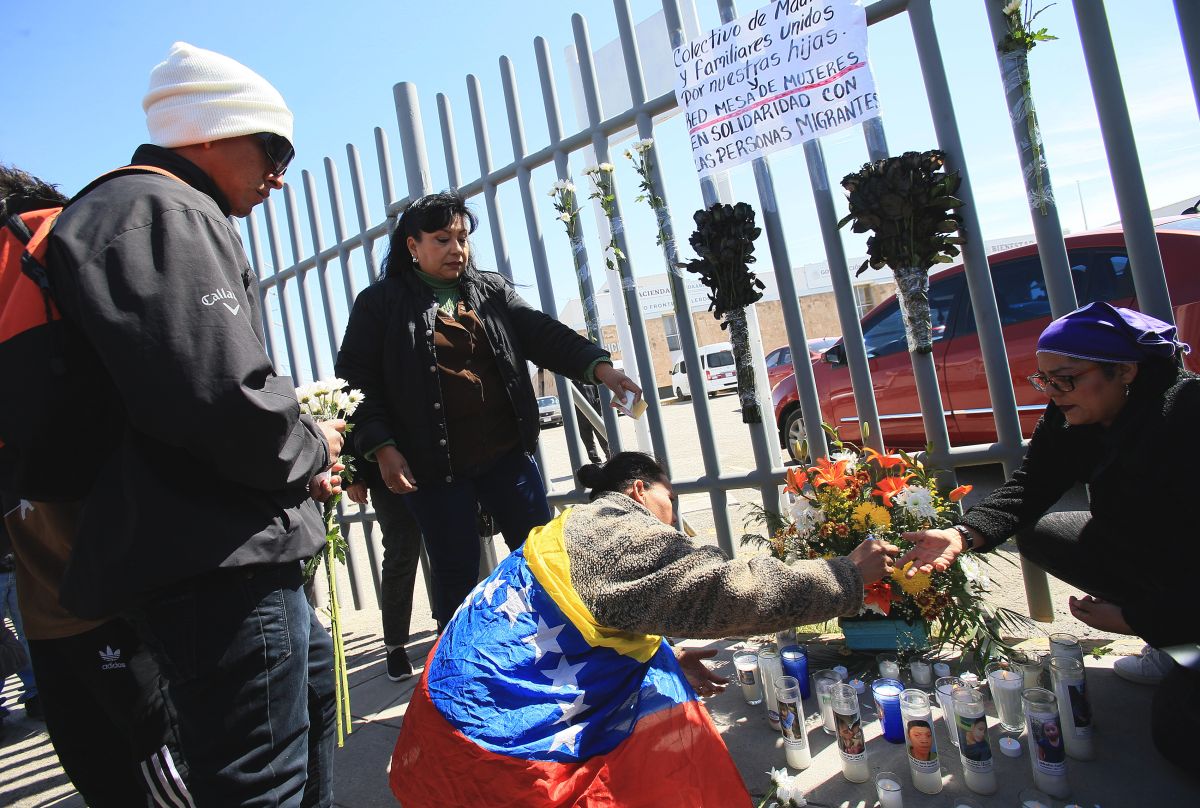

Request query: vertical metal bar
[
  {"left": 803, "top": 140, "right": 884, "bottom": 453},
  {"left": 393, "top": 83, "right": 436, "bottom": 200},
  {"left": 1178, "top": 0, "right": 1200, "bottom": 122},
  {"left": 909, "top": 0, "right": 1051, "bottom": 621},
  {"left": 301, "top": 171, "right": 341, "bottom": 371},
  {"left": 571, "top": 12, "right": 655, "bottom": 456},
  {"left": 438, "top": 93, "right": 464, "bottom": 190},
  {"left": 282, "top": 183, "right": 325, "bottom": 382},
  {"left": 347, "top": 144, "right": 380, "bottom": 285},
  {"left": 263, "top": 197, "right": 302, "bottom": 382},
  {"left": 498, "top": 54, "right": 587, "bottom": 480},
  {"left": 376, "top": 127, "right": 399, "bottom": 222},
  {"left": 1073, "top": 0, "right": 1172, "bottom": 322},
  {"left": 534, "top": 35, "right": 625, "bottom": 455},
  {"left": 572, "top": 12, "right": 671, "bottom": 468},
  {"left": 244, "top": 214, "right": 276, "bottom": 365},
  {"left": 325, "top": 157, "right": 359, "bottom": 311},
  {"left": 467, "top": 76, "right": 515, "bottom": 282},
  {"left": 985, "top": 1, "right": 1077, "bottom": 319}
]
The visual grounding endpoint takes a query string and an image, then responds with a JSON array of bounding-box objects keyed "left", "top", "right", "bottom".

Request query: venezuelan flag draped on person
[{"left": 389, "top": 509, "right": 750, "bottom": 807}]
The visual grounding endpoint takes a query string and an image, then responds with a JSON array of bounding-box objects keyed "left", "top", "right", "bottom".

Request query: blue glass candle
[
  {"left": 872, "top": 677, "right": 906, "bottom": 743},
  {"left": 780, "top": 645, "right": 810, "bottom": 700}
]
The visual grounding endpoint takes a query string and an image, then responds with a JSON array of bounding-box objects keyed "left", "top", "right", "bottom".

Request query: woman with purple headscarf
[{"left": 901, "top": 302, "right": 1198, "bottom": 770}]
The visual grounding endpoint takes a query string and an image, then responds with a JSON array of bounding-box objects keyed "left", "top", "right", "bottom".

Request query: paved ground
[{"left": 3, "top": 393, "right": 1195, "bottom": 805}]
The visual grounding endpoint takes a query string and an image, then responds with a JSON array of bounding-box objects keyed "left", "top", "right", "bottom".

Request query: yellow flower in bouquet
[
  {"left": 891, "top": 561, "right": 933, "bottom": 596},
  {"left": 851, "top": 502, "right": 891, "bottom": 531}
]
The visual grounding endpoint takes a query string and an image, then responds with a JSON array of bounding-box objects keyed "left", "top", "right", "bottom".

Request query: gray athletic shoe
[{"left": 1113, "top": 645, "right": 1173, "bottom": 685}]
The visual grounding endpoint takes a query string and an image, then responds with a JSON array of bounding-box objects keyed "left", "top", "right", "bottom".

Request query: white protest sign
[{"left": 673, "top": 0, "right": 880, "bottom": 176}]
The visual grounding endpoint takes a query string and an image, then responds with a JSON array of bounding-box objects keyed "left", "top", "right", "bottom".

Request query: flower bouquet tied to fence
[
  {"left": 837, "top": 149, "right": 965, "bottom": 354},
  {"left": 678, "top": 201, "right": 766, "bottom": 423},
  {"left": 746, "top": 427, "right": 1032, "bottom": 661},
  {"left": 295, "top": 377, "right": 363, "bottom": 746}
]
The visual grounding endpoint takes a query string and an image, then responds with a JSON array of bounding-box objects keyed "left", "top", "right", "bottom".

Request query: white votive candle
[
  {"left": 911, "top": 659, "right": 933, "bottom": 686},
  {"left": 880, "top": 660, "right": 901, "bottom": 679},
  {"left": 875, "top": 772, "right": 904, "bottom": 808}
]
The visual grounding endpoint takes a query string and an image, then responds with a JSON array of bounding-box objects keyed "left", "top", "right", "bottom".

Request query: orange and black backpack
[{"left": 0, "top": 166, "right": 179, "bottom": 500}]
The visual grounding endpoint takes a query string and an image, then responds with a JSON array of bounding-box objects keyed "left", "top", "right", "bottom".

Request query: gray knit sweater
[{"left": 564, "top": 492, "right": 865, "bottom": 639}]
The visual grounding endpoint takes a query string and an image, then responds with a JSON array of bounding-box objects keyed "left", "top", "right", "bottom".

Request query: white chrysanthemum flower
[
  {"left": 788, "top": 496, "right": 825, "bottom": 533},
  {"left": 582, "top": 165, "right": 600, "bottom": 176},
  {"left": 897, "top": 485, "right": 938, "bottom": 520},
  {"left": 829, "top": 450, "right": 858, "bottom": 474},
  {"left": 632, "top": 138, "right": 654, "bottom": 153},
  {"left": 623, "top": 149, "right": 632, "bottom": 159},
  {"left": 1003, "top": 0, "right": 1022, "bottom": 15},
  {"left": 766, "top": 768, "right": 806, "bottom": 806},
  {"left": 598, "top": 162, "right": 614, "bottom": 172},
  {"left": 558, "top": 212, "right": 572, "bottom": 223}
]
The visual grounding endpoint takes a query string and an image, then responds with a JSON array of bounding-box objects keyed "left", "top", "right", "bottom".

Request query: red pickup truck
[{"left": 772, "top": 217, "right": 1200, "bottom": 460}]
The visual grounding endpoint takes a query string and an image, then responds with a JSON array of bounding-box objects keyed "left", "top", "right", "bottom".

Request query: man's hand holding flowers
[{"left": 898, "top": 524, "right": 982, "bottom": 577}]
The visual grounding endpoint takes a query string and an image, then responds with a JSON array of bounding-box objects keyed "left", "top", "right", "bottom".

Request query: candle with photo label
[
  {"left": 899, "top": 689, "right": 943, "bottom": 794},
  {"left": 952, "top": 686, "right": 997, "bottom": 795},
  {"left": 1050, "top": 657, "right": 1094, "bottom": 761},
  {"left": 1022, "top": 688, "right": 1071, "bottom": 798},
  {"left": 831, "top": 684, "right": 870, "bottom": 783}
]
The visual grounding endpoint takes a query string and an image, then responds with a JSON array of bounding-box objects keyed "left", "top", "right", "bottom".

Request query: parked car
[
  {"left": 670, "top": 342, "right": 738, "bottom": 399},
  {"left": 772, "top": 217, "right": 1200, "bottom": 460},
  {"left": 537, "top": 395, "right": 562, "bottom": 428},
  {"left": 766, "top": 337, "right": 840, "bottom": 389}
]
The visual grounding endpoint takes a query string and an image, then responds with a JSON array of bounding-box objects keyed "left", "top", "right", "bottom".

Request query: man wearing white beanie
[{"left": 46, "top": 42, "right": 343, "bottom": 807}]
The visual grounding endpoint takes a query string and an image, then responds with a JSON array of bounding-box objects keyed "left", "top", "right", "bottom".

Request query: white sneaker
[{"left": 1113, "top": 645, "right": 1173, "bottom": 685}]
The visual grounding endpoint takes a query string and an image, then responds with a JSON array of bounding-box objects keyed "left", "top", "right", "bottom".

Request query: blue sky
[{"left": 3, "top": 0, "right": 1196, "bottom": 379}]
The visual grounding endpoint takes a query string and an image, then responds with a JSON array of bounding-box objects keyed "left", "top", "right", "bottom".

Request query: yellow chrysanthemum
[
  {"left": 891, "top": 561, "right": 933, "bottom": 596},
  {"left": 851, "top": 502, "right": 892, "bottom": 530}
]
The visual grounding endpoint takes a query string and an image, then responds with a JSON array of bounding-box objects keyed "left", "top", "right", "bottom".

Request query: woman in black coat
[
  {"left": 336, "top": 191, "right": 639, "bottom": 626},
  {"left": 901, "top": 302, "right": 1198, "bottom": 770}
]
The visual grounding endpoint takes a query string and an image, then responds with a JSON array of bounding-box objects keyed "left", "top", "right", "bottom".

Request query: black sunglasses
[{"left": 254, "top": 132, "right": 295, "bottom": 177}]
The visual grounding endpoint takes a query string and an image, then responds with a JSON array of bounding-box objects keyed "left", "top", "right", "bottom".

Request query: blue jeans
[
  {"left": 403, "top": 447, "right": 552, "bottom": 624},
  {"left": 134, "top": 562, "right": 335, "bottom": 807},
  {"left": 0, "top": 570, "right": 37, "bottom": 703}
]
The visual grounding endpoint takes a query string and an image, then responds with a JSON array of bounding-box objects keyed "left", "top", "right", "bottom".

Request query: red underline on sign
[{"left": 688, "top": 61, "right": 867, "bottom": 135}]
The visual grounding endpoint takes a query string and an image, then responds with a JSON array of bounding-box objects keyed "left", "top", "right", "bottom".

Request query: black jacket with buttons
[{"left": 335, "top": 266, "right": 608, "bottom": 484}]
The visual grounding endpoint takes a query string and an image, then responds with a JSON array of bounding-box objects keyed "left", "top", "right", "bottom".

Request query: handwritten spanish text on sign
[{"left": 673, "top": 0, "right": 880, "bottom": 176}]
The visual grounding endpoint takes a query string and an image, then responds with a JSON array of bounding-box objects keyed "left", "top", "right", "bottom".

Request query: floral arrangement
[
  {"left": 624, "top": 138, "right": 668, "bottom": 249},
  {"left": 757, "top": 767, "right": 806, "bottom": 808},
  {"left": 998, "top": 1, "right": 1058, "bottom": 215},
  {"left": 296, "top": 377, "right": 363, "bottom": 747},
  {"left": 998, "top": 0, "right": 1056, "bottom": 54},
  {"left": 745, "top": 428, "right": 1033, "bottom": 662},
  {"left": 678, "top": 202, "right": 766, "bottom": 423},
  {"left": 837, "top": 150, "right": 965, "bottom": 353},
  {"left": 582, "top": 163, "right": 625, "bottom": 274},
  {"left": 548, "top": 178, "right": 603, "bottom": 346}
]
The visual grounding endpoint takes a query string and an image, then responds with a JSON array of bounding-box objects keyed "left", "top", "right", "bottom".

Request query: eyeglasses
[
  {"left": 1027, "top": 365, "right": 1102, "bottom": 393},
  {"left": 253, "top": 132, "right": 295, "bottom": 177}
]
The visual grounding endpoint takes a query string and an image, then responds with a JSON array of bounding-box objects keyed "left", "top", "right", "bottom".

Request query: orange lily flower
[
  {"left": 873, "top": 474, "right": 912, "bottom": 506},
  {"left": 949, "top": 484, "right": 973, "bottom": 502},
  {"left": 865, "top": 446, "right": 908, "bottom": 470},
  {"left": 808, "top": 457, "right": 851, "bottom": 489},
  {"left": 784, "top": 467, "right": 806, "bottom": 496},
  {"left": 864, "top": 581, "right": 893, "bottom": 616}
]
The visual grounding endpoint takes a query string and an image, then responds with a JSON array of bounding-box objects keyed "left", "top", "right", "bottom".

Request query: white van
[{"left": 669, "top": 342, "right": 738, "bottom": 399}]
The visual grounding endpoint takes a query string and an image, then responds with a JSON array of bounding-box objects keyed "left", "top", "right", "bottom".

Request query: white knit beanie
[{"left": 143, "top": 42, "right": 293, "bottom": 148}]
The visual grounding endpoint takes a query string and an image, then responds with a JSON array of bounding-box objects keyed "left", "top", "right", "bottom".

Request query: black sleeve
[
  {"left": 497, "top": 279, "right": 608, "bottom": 380},
  {"left": 334, "top": 283, "right": 395, "bottom": 458},
  {"left": 50, "top": 208, "right": 327, "bottom": 491},
  {"left": 958, "top": 409, "right": 1077, "bottom": 550}
]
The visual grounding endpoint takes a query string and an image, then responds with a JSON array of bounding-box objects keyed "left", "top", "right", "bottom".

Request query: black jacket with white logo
[{"left": 46, "top": 145, "right": 328, "bottom": 618}]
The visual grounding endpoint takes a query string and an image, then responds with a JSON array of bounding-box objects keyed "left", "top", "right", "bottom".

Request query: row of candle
[{"left": 733, "top": 632, "right": 1097, "bottom": 804}]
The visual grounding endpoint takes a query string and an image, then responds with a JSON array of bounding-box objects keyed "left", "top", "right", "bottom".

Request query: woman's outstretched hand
[
  {"left": 897, "top": 527, "right": 969, "bottom": 577},
  {"left": 594, "top": 362, "right": 641, "bottom": 405}
]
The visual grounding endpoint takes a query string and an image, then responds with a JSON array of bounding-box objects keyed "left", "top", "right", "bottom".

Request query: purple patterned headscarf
[{"left": 1037, "top": 302, "right": 1190, "bottom": 363}]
